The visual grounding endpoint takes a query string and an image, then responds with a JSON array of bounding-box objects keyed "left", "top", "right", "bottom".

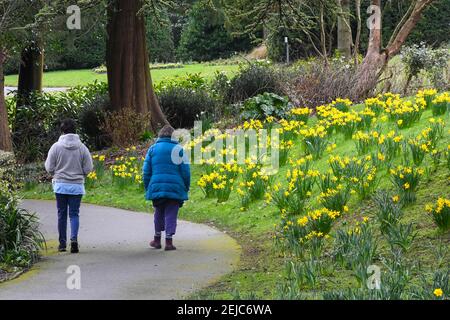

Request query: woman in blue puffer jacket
[{"left": 143, "top": 125, "right": 190, "bottom": 251}]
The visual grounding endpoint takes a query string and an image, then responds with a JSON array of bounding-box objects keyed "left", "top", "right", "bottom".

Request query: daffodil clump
[
  {"left": 375, "top": 130, "right": 403, "bottom": 164},
  {"left": 358, "top": 107, "right": 377, "bottom": 129},
  {"left": 305, "top": 208, "right": 341, "bottom": 234},
  {"left": 92, "top": 154, "right": 106, "bottom": 179},
  {"left": 330, "top": 98, "right": 353, "bottom": 112},
  {"left": 278, "top": 119, "right": 303, "bottom": 142},
  {"left": 317, "top": 184, "right": 351, "bottom": 213},
  {"left": 335, "top": 111, "right": 363, "bottom": 140},
  {"left": 353, "top": 130, "right": 377, "bottom": 155},
  {"left": 198, "top": 163, "right": 240, "bottom": 202},
  {"left": 407, "top": 134, "right": 432, "bottom": 166},
  {"left": 197, "top": 171, "right": 222, "bottom": 198},
  {"left": 239, "top": 159, "right": 271, "bottom": 204},
  {"left": 316, "top": 103, "right": 362, "bottom": 139},
  {"left": 270, "top": 137, "right": 294, "bottom": 167},
  {"left": 299, "top": 125, "right": 329, "bottom": 160},
  {"left": 390, "top": 165, "right": 424, "bottom": 204},
  {"left": 333, "top": 219, "right": 375, "bottom": 275},
  {"left": 269, "top": 157, "right": 316, "bottom": 215},
  {"left": 417, "top": 88, "right": 438, "bottom": 109},
  {"left": 431, "top": 92, "right": 450, "bottom": 116},
  {"left": 110, "top": 155, "right": 143, "bottom": 189},
  {"left": 427, "top": 118, "right": 445, "bottom": 148},
  {"left": 365, "top": 97, "right": 386, "bottom": 116},
  {"left": 327, "top": 155, "right": 377, "bottom": 200},
  {"left": 386, "top": 100, "right": 424, "bottom": 129},
  {"left": 241, "top": 119, "right": 264, "bottom": 130},
  {"left": 85, "top": 171, "right": 98, "bottom": 189},
  {"left": 290, "top": 107, "right": 311, "bottom": 123},
  {"left": 425, "top": 198, "right": 450, "bottom": 232}
]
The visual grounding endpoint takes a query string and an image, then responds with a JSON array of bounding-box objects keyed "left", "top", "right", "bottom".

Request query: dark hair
[
  {"left": 158, "top": 124, "right": 175, "bottom": 138},
  {"left": 60, "top": 119, "right": 76, "bottom": 134}
]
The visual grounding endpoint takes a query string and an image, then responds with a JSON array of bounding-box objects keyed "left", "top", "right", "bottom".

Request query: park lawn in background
[
  {"left": 22, "top": 103, "right": 450, "bottom": 299},
  {"left": 4, "top": 63, "right": 239, "bottom": 88}
]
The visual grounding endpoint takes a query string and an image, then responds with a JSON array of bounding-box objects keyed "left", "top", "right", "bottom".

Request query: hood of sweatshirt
[{"left": 58, "top": 134, "right": 82, "bottom": 150}]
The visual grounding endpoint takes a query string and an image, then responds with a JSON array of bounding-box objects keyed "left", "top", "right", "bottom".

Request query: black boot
[
  {"left": 70, "top": 241, "right": 79, "bottom": 254},
  {"left": 58, "top": 243, "right": 67, "bottom": 252}
]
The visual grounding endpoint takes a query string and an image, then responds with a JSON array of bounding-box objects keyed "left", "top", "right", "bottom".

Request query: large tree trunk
[
  {"left": 353, "top": 0, "right": 434, "bottom": 98},
  {"left": 336, "top": 0, "right": 352, "bottom": 59},
  {"left": 353, "top": 0, "right": 362, "bottom": 64},
  {"left": 0, "top": 49, "right": 13, "bottom": 152},
  {"left": 16, "top": 42, "right": 44, "bottom": 107},
  {"left": 106, "top": 0, "right": 168, "bottom": 131}
]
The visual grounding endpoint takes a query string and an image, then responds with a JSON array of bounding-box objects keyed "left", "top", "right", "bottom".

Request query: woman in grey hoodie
[{"left": 45, "top": 119, "right": 93, "bottom": 253}]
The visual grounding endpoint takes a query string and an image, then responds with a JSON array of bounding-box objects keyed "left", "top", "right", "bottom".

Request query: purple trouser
[{"left": 153, "top": 200, "right": 180, "bottom": 236}]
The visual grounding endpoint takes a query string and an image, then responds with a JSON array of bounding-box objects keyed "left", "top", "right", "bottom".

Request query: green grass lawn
[
  {"left": 4, "top": 63, "right": 239, "bottom": 87},
  {"left": 22, "top": 102, "right": 450, "bottom": 299}
]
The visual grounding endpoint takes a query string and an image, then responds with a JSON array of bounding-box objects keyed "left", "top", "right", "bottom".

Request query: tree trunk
[
  {"left": 106, "top": 0, "right": 168, "bottom": 131},
  {"left": 353, "top": 0, "right": 434, "bottom": 98},
  {"left": 353, "top": 0, "right": 362, "bottom": 64},
  {"left": 336, "top": 0, "right": 352, "bottom": 59},
  {"left": 16, "top": 42, "right": 44, "bottom": 107},
  {"left": 0, "top": 49, "right": 13, "bottom": 152}
]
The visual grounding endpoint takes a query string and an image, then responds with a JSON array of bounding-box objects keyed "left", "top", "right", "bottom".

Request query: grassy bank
[{"left": 21, "top": 97, "right": 450, "bottom": 299}]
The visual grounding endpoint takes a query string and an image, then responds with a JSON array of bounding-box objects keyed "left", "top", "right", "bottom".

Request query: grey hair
[{"left": 158, "top": 124, "right": 175, "bottom": 138}]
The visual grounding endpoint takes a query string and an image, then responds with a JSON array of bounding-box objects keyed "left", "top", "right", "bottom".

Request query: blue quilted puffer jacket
[{"left": 143, "top": 137, "right": 190, "bottom": 202}]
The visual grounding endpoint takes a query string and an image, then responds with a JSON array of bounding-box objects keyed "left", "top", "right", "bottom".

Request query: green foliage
[
  {"left": 401, "top": 43, "right": 450, "bottom": 91},
  {"left": 373, "top": 190, "right": 403, "bottom": 234},
  {"left": 146, "top": 10, "right": 176, "bottom": 63},
  {"left": 177, "top": 0, "right": 251, "bottom": 62},
  {"left": 158, "top": 86, "right": 221, "bottom": 129},
  {"left": 79, "top": 93, "right": 112, "bottom": 150},
  {"left": 9, "top": 81, "right": 108, "bottom": 162},
  {"left": 240, "top": 92, "right": 292, "bottom": 120},
  {"left": 225, "top": 61, "right": 283, "bottom": 104},
  {"left": 0, "top": 152, "right": 44, "bottom": 268}
]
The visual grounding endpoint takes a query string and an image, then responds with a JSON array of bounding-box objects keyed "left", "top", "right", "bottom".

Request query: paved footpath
[{"left": 0, "top": 200, "right": 240, "bottom": 300}]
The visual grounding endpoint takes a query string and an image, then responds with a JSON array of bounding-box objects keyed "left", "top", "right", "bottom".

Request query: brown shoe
[
  {"left": 165, "top": 238, "right": 177, "bottom": 251},
  {"left": 150, "top": 236, "right": 162, "bottom": 249}
]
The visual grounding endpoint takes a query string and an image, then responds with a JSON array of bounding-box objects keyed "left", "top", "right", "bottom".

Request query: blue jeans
[{"left": 56, "top": 194, "right": 82, "bottom": 246}]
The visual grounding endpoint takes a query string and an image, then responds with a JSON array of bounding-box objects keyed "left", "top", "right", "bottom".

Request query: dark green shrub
[
  {"left": 240, "top": 92, "right": 293, "bottom": 120},
  {"left": 177, "top": 0, "right": 252, "bottom": 62},
  {"left": 0, "top": 153, "right": 44, "bottom": 268},
  {"left": 146, "top": 10, "right": 176, "bottom": 63},
  {"left": 158, "top": 87, "right": 221, "bottom": 129},
  {"left": 10, "top": 81, "right": 108, "bottom": 163},
  {"left": 79, "top": 93, "right": 112, "bottom": 150},
  {"left": 226, "top": 62, "right": 284, "bottom": 104},
  {"left": 16, "top": 162, "right": 49, "bottom": 191}
]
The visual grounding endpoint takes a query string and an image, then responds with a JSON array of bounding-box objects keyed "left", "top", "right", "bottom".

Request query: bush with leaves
[
  {"left": 9, "top": 81, "right": 108, "bottom": 163},
  {"left": 0, "top": 152, "right": 44, "bottom": 268},
  {"left": 401, "top": 43, "right": 450, "bottom": 92},
  {"left": 225, "top": 61, "right": 284, "bottom": 104},
  {"left": 158, "top": 86, "right": 221, "bottom": 129},
  {"left": 78, "top": 93, "right": 112, "bottom": 150},
  {"left": 240, "top": 92, "right": 293, "bottom": 120}
]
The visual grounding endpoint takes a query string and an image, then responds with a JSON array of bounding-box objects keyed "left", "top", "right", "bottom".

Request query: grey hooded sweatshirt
[{"left": 45, "top": 134, "right": 94, "bottom": 184}]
